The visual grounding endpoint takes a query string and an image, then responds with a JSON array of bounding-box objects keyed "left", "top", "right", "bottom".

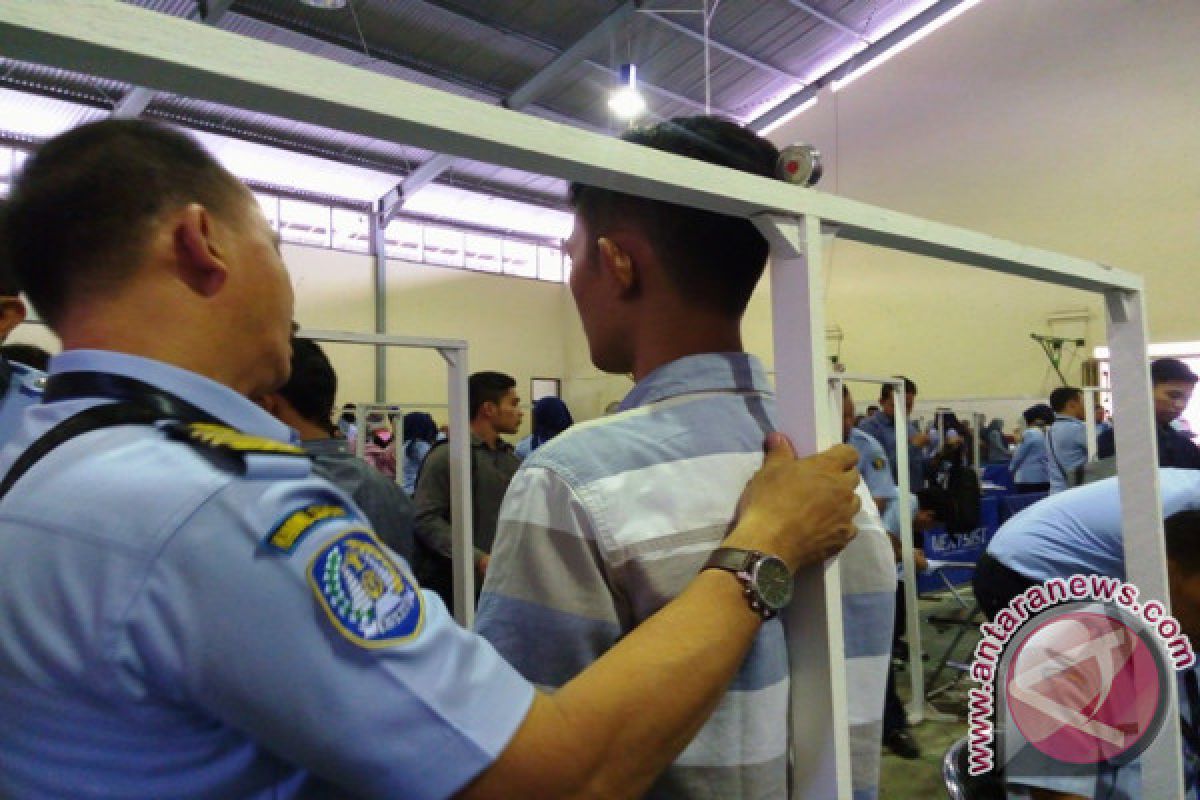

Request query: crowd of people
[{"left": 0, "top": 112, "right": 1195, "bottom": 800}]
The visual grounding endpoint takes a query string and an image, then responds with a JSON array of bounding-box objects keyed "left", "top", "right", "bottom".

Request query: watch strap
[{"left": 703, "top": 547, "right": 776, "bottom": 619}]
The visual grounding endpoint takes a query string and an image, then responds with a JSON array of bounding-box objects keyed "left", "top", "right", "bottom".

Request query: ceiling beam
[
  {"left": 111, "top": 0, "right": 234, "bottom": 118},
  {"left": 384, "top": 0, "right": 641, "bottom": 213},
  {"left": 780, "top": 0, "right": 868, "bottom": 43},
  {"left": 396, "top": 0, "right": 726, "bottom": 115},
  {"left": 641, "top": 9, "right": 800, "bottom": 85}
]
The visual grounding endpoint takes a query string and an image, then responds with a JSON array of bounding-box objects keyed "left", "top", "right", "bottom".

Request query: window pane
[
  {"left": 464, "top": 233, "right": 502, "bottom": 273},
  {"left": 385, "top": 219, "right": 423, "bottom": 262},
  {"left": 279, "top": 198, "right": 331, "bottom": 247},
  {"left": 538, "top": 246, "right": 564, "bottom": 282},
  {"left": 331, "top": 208, "right": 370, "bottom": 253},
  {"left": 254, "top": 193, "right": 279, "bottom": 231},
  {"left": 502, "top": 240, "right": 538, "bottom": 278},
  {"left": 423, "top": 226, "right": 464, "bottom": 267}
]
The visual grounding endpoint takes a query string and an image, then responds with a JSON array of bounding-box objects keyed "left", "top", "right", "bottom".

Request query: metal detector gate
[{"left": 298, "top": 329, "right": 478, "bottom": 628}]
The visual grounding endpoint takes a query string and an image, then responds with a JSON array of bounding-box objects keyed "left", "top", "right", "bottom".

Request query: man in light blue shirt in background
[
  {"left": 1046, "top": 386, "right": 1088, "bottom": 493},
  {"left": 859, "top": 375, "right": 930, "bottom": 492},
  {"left": 0, "top": 206, "right": 44, "bottom": 448}
]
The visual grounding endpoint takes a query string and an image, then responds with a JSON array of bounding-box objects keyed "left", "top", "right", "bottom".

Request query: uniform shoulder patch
[
  {"left": 267, "top": 504, "right": 350, "bottom": 553},
  {"left": 308, "top": 530, "right": 425, "bottom": 648},
  {"left": 872, "top": 457, "right": 887, "bottom": 470}
]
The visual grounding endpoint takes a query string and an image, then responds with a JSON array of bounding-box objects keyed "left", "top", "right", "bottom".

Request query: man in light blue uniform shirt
[
  {"left": 858, "top": 376, "right": 930, "bottom": 492},
  {"left": 1046, "top": 386, "right": 1088, "bottom": 493},
  {"left": 0, "top": 119, "right": 864, "bottom": 799},
  {"left": 0, "top": 229, "right": 44, "bottom": 446},
  {"left": 974, "top": 472, "right": 1200, "bottom": 799}
]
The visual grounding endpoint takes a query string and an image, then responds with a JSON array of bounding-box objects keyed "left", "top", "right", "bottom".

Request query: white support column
[
  {"left": 1083, "top": 391, "right": 1098, "bottom": 462},
  {"left": 441, "top": 347, "right": 475, "bottom": 627},
  {"left": 756, "top": 212, "right": 851, "bottom": 799},
  {"left": 354, "top": 403, "right": 368, "bottom": 459},
  {"left": 890, "top": 382, "right": 922, "bottom": 723},
  {"left": 1104, "top": 288, "right": 1182, "bottom": 798},
  {"left": 834, "top": 374, "right": 923, "bottom": 723}
]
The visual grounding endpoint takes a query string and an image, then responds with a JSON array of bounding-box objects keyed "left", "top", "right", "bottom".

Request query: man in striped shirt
[{"left": 477, "top": 116, "right": 895, "bottom": 799}]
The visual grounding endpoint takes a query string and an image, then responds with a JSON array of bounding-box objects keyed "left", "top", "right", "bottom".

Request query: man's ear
[
  {"left": 0, "top": 297, "right": 27, "bottom": 341},
  {"left": 597, "top": 236, "right": 638, "bottom": 295},
  {"left": 173, "top": 203, "right": 229, "bottom": 298}
]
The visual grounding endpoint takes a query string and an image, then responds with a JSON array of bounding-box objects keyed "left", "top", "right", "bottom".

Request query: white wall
[{"left": 756, "top": 0, "right": 1200, "bottom": 401}]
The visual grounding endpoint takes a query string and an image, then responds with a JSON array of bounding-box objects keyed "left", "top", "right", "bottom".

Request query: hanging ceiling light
[
  {"left": 298, "top": 0, "right": 349, "bottom": 9},
  {"left": 608, "top": 63, "right": 646, "bottom": 120}
]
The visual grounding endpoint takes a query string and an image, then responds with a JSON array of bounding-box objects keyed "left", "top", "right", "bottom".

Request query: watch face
[{"left": 754, "top": 556, "right": 793, "bottom": 610}]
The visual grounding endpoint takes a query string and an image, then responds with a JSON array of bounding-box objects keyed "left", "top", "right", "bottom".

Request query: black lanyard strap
[
  {"left": 43, "top": 371, "right": 221, "bottom": 425},
  {"left": 0, "top": 372, "right": 225, "bottom": 503},
  {"left": 0, "top": 402, "right": 172, "bottom": 502}
]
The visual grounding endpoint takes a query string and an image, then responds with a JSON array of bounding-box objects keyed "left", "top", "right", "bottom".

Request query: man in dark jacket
[{"left": 1098, "top": 357, "right": 1200, "bottom": 469}]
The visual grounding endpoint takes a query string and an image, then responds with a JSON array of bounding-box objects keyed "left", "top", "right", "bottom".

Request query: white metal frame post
[
  {"left": 297, "top": 330, "right": 477, "bottom": 627},
  {"left": 0, "top": 4, "right": 1178, "bottom": 792},
  {"left": 1104, "top": 294, "right": 1180, "bottom": 797},
  {"left": 757, "top": 214, "right": 851, "bottom": 797},
  {"left": 831, "top": 374, "right": 922, "bottom": 724}
]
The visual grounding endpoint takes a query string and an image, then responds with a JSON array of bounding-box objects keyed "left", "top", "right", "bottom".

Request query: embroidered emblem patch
[
  {"left": 267, "top": 504, "right": 349, "bottom": 553},
  {"left": 872, "top": 457, "right": 887, "bottom": 470},
  {"left": 308, "top": 530, "right": 424, "bottom": 647}
]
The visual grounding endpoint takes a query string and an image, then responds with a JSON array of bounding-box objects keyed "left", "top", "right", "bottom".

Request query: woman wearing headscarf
[
  {"left": 515, "top": 397, "right": 574, "bottom": 460},
  {"left": 400, "top": 411, "right": 439, "bottom": 495},
  {"left": 984, "top": 418, "right": 1011, "bottom": 463}
]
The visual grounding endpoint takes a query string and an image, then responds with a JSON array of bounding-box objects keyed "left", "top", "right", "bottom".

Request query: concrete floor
[{"left": 879, "top": 590, "right": 982, "bottom": 799}]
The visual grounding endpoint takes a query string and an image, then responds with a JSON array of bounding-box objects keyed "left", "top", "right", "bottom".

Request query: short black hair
[
  {"left": 1050, "top": 387, "right": 1082, "bottom": 412},
  {"left": 469, "top": 371, "right": 516, "bottom": 419},
  {"left": 0, "top": 343, "right": 51, "bottom": 371},
  {"left": 277, "top": 337, "right": 337, "bottom": 433},
  {"left": 0, "top": 201, "right": 19, "bottom": 296},
  {"left": 568, "top": 116, "right": 779, "bottom": 318},
  {"left": 1152, "top": 357, "right": 1198, "bottom": 386},
  {"left": 1166, "top": 510, "right": 1200, "bottom": 574},
  {"left": 2, "top": 119, "right": 244, "bottom": 327},
  {"left": 880, "top": 376, "right": 918, "bottom": 402}
]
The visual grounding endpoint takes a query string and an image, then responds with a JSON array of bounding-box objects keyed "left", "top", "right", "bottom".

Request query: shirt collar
[
  {"left": 470, "top": 433, "right": 512, "bottom": 452},
  {"left": 48, "top": 350, "right": 295, "bottom": 443},
  {"left": 619, "top": 352, "right": 772, "bottom": 411}
]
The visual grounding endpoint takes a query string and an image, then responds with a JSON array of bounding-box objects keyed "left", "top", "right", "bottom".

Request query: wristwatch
[{"left": 702, "top": 547, "right": 793, "bottom": 619}]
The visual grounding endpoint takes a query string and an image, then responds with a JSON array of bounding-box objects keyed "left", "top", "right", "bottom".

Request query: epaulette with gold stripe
[{"left": 162, "top": 421, "right": 309, "bottom": 475}]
